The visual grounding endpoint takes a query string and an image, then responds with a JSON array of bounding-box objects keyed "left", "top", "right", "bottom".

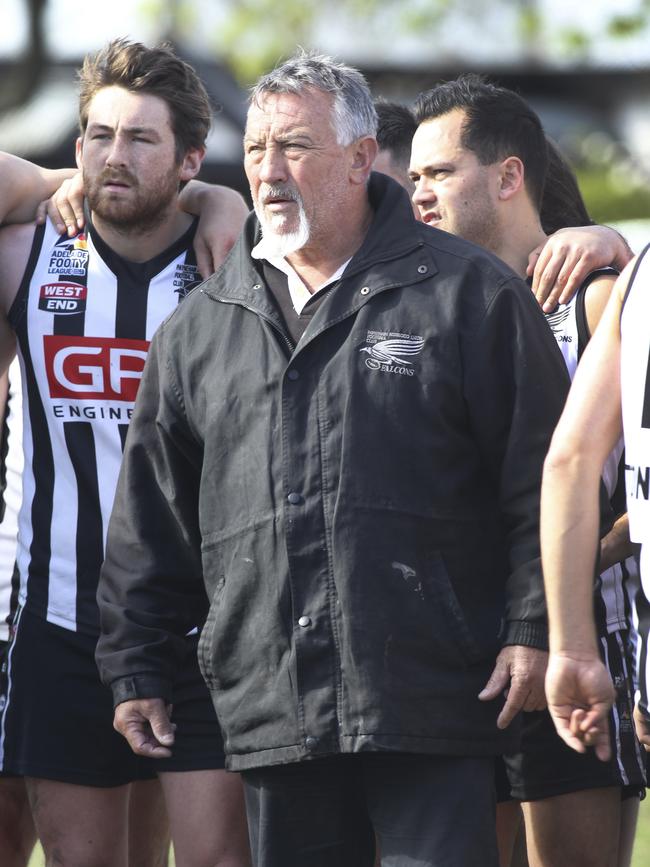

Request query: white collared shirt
[{"left": 251, "top": 237, "right": 351, "bottom": 314}]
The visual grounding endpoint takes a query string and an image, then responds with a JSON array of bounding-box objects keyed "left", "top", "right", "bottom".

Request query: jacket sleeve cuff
[
  {"left": 503, "top": 619, "right": 548, "bottom": 651},
  {"left": 110, "top": 674, "right": 173, "bottom": 709}
]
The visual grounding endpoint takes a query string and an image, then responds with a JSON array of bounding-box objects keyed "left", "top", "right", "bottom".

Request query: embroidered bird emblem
[{"left": 359, "top": 336, "right": 425, "bottom": 366}]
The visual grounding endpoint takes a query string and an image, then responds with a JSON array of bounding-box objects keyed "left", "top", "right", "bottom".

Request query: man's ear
[
  {"left": 179, "top": 147, "right": 205, "bottom": 182},
  {"left": 75, "top": 137, "right": 83, "bottom": 170},
  {"left": 349, "top": 136, "right": 379, "bottom": 185},
  {"left": 498, "top": 156, "right": 525, "bottom": 201}
]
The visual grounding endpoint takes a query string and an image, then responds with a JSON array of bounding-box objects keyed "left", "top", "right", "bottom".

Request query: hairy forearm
[{"left": 0, "top": 154, "right": 75, "bottom": 225}]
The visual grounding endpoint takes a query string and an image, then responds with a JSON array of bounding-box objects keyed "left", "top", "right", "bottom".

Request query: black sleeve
[
  {"left": 95, "top": 323, "right": 208, "bottom": 706},
  {"left": 463, "top": 277, "right": 571, "bottom": 648}
]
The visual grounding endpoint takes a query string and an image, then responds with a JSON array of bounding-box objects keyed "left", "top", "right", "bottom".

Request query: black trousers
[{"left": 242, "top": 752, "right": 498, "bottom": 867}]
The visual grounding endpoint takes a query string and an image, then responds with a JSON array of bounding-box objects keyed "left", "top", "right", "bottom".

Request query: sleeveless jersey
[
  {"left": 546, "top": 269, "right": 633, "bottom": 635},
  {"left": 9, "top": 216, "right": 201, "bottom": 634},
  {"left": 621, "top": 246, "right": 650, "bottom": 545},
  {"left": 621, "top": 243, "right": 650, "bottom": 713},
  {"left": 0, "top": 359, "right": 23, "bottom": 641}
]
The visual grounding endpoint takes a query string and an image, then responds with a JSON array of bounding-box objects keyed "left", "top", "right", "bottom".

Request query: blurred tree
[
  {"left": 1, "top": 0, "right": 47, "bottom": 111},
  {"left": 202, "top": 0, "right": 650, "bottom": 81}
]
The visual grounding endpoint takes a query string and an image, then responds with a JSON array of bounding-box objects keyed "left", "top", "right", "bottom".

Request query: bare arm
[
  {"left": 582, "top": 275, "right": 636, "bottom": 572},
  {"left": 528, "top": 226, "right": 633, "bottom": 312},
  {"left": 600, "top": 513, "right": 635, "bottom": 572},
  {"left": 178, "top": 180, "right": 249, "bottom": 276},
  {"left": 39, "top": 175, "right": 250, "bottom": 276},
  {"left": 0, "top": 152, "right": 75, "bottom": 226},
  {"left": 541, "top": 261, "right": 633, "bottom": 759},
  {"left": 0, "top": 223, "right": 36, "bottom": 374}
]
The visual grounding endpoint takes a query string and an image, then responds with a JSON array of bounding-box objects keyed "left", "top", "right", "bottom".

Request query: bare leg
[
  {"left": 522, "top": 787, "right": 621, "bottom": 867},
  {"left": 26, "top": 777, "right": 129, "bottom": 867},
  {"left": 159, "top": 769, "right": 251, "bottom": 867},
  {"left": 128, "top": 778, "right": 170, "bottom": 867},
  {"left": 510, "top": 820, "right": 529, "bottom": 867},
  {"left": 496, "top": 801, "right": 523, "bottom": 867},
  {"left": 617, "top": 796, "right": 639, "bottom": 867},
  {"left": 0, "top": 777, "right": 37, "bottom": 866}
]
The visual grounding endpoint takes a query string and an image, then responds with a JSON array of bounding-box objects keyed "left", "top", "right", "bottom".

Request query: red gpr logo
[{"left": 44, "top": 335, "right": 150, "bottom": 401}]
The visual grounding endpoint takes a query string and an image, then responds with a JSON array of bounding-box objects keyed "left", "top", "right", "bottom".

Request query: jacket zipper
[{"left": 203, "top": 293, "right": 296, "bottom": 356}]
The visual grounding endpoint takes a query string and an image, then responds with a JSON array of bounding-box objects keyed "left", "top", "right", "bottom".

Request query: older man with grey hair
[{"left": 96, "top": 50, "right": 570, "bottom": 866}]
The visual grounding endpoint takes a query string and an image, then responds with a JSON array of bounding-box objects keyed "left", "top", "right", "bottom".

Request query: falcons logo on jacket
[{"left": 360, "top": 336, "right": 425, "bottom": 368}]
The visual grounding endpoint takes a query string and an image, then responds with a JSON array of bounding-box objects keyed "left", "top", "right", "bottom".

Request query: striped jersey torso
[
  {"left": 546, "top": 269, "right": 634, "bottom": 635},
  {"left": 621, "top": 245, "right": 650, "bottom": 545},
  {"left": 9, "top": 216, "right": 201, "bottom": 634},
  {"left": 620, "top": 243, "right": 650, "bottom": 713},
  {"left": 0, "top": 359, "right": 23, "bottom": 641}
]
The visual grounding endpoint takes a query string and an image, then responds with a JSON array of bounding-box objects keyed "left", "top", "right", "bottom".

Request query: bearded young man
[{"left": 0, "top": 42, "right": 250, "bottom": 867}]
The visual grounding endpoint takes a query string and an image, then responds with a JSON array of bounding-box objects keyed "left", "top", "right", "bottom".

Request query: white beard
[{"left": 255, "top": 195, "right": 311, "bottom": 258}]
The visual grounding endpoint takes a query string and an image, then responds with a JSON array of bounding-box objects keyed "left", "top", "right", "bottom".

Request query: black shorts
[
  {"left": 504, "top": 630, "right": 646, "bottom": 802},
  {"left": 0, "top": 638, "right": 20, "bottom": 780},
  {"left": 0, "top": 607, "right": 225, "bottom": 787}
]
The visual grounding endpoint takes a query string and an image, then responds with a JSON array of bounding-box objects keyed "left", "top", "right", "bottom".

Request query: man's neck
[
  {"left": 90, "top": 208, "right": 193, "bottom": 264},
  {"left": 490, "top": 210, "right": 547, "bottom": 280},
  {"left": 284, "top": 199, "right": 374, "bottom": 294}
]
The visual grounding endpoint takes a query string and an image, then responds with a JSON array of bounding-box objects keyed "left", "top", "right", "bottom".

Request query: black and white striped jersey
[
  {"left": 621, "top": 244, "right": 650, "bottom": 712},
  {"left": 0, "top": 359, "right": 23, "bottom": 642},
  {"left": 9, "top": 216, "right": 201, "bottom": 635},
  {"left": 546, "top": 270, "right": 635, "bottom": 637}
]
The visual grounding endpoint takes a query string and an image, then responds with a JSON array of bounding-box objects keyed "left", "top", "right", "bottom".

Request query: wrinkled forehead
[{"left": 245, "top": 88, "right": 337, "bottom": 139}]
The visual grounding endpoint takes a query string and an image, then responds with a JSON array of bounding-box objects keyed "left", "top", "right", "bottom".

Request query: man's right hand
[
  {"left": 35, "top": 171, "right": 85, "bottom": 236},
  {"left": 113, "top": 697, "right": 175, "bottom": 758},
  {"left": 545, "top": 650, "right": 615, "bottom": 761}
]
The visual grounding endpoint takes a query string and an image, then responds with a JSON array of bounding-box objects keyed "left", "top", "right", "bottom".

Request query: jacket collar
[{"left": 200, "top": 173, "right": 438, "bottom": 319}]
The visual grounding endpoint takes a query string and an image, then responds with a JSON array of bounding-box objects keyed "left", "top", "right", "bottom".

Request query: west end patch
[{"left": 39, "top": 282, "right": 87, "bottom": 315}]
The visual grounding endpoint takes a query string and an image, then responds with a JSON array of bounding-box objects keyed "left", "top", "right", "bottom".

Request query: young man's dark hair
[
  {"left": 375, "top": 100, "right": 417, "bottom": 171},
  {"left": 414, "top": 73, "right": 548, "bottom": 209},
  {"left": 78, "top": 37, "right": 212, "bottom": 161}
]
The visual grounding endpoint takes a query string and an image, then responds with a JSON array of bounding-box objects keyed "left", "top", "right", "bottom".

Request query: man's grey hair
[{"left": 250, "top": 50, "right": 377, "bottom": 146}]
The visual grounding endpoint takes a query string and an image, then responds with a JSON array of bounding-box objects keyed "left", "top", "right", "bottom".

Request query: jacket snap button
[
  {"left": 360, "top": 286, "right": 370, "bottom": 295},
  {"left": 287, "top": 492, "right": 303, "bottom": 505},
  {"left": 417, "top": 265, "right": 428, "bottom": 274},
  {"left": 298, "top": 616, "right": 311, "bottom": 628},
  {"left": 287, "top": 369, "right": 300, "bottom": 381},
  {"left": 305, "top": 736, "right": 318, "bottom": 750}
]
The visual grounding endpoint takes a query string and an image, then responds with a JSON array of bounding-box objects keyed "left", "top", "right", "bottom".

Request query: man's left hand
[{"left": 478, "top": 645, "right": 548, "bottom": 729}]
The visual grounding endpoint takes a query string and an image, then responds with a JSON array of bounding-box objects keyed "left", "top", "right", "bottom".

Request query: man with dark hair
[
  {"left": 0, "top": 44, "right": 250, "bottom": 867},
  {"left": 95, "top": 51, "right": 570, "bottom": 867},
  {"left": 373, "top": 100, "right": 417, "bottom": 196},
  {"left": 409, "top": 73, "right": 645, "bottom": 867}
]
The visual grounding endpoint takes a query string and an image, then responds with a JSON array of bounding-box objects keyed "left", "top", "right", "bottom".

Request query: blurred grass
[
  {"left": 633, "top": 793, "right": 650, "bottom": 867},
  {"left": 28, "top": 845, "right": 176, "bottom": 865}
]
